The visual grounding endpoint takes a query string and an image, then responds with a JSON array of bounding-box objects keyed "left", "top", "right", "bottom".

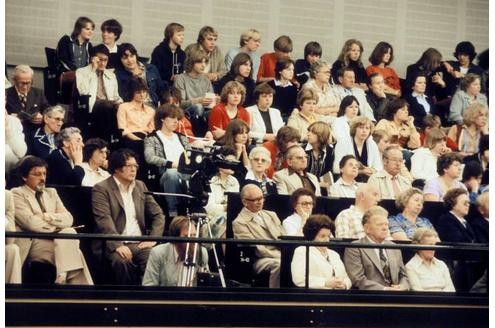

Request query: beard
[{"left": 35, "top": 183, "right": 46, "bottom": 192}]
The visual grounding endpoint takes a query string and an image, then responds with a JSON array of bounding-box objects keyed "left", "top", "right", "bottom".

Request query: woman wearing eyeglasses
[
  {"left": 245, "top": 147, "right": 277, "bottom": 195},
  {"left": 283, "top": 188, "right": 316, "bottom": 236},
  {"left": 291, "top": 214, "right": 351, "bottom": 289}
]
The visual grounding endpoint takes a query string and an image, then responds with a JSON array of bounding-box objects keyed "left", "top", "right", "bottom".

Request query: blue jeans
[{"left": 160, "top": 169, "right": 187, "bottom": 215}]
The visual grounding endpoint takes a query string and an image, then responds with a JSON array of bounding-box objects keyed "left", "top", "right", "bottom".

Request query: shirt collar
[
  {"left": 113, "top": 176, "right": 136, "bottom": 193},
  {"left": 274, "top": 79, "right": 293, "bottom": 87},
  {"left": 411, "top": 92, "right": 427, "bottom": 99}
]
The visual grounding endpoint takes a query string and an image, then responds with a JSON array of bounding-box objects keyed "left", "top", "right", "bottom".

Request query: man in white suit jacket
[{"left": 273, "top": 145, "right": 321, "bottom": 196}]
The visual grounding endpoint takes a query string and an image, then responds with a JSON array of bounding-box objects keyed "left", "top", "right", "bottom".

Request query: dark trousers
[{"left": 107, "top": 243, "right": 151, "bottom": 285}]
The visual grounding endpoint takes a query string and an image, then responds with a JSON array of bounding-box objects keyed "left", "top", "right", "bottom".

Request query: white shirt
[
  {"left": 283, "top": 213, "right": 305, "bottom": 236},
  {"left": 328, "top": 178, "right": 361, "bottom": 198},
  {"left": 412, "top": 92, "right": 430, "bottom": 114},
  {"left": 157, "top": 130, "right": 184, "bottom": 163},
  {"left": 80, "top": 162, "right": 110, "bottom": 187},
  {"left": 113, "top": 176, "right": 142, "bottom": 237},
  {"left": 406, "top": 254, "right": 455, "bottom": 292}
]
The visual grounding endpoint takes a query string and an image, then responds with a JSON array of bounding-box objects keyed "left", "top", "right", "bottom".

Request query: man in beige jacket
[{"left": 233, "top": 184, "right": 285, "bottom": 288}]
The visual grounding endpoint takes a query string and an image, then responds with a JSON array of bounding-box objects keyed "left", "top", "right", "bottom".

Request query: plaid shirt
[{"left": 335, "top": 205, "right": 365, "bottom": 239}]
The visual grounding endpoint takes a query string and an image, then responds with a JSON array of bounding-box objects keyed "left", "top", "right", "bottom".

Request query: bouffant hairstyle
[
  {"left": 349, "top": 116, "right": 374, "bottom": 138},
  {"left": 296, "top": 88, "right": 319, "bottom": 108},
  {"left": 462, "top": 103, "right": 487, "bottom": 127},
  {"left": 302, "top": 214, "right": 335, "bottom": 241},
  {"left": 443, "top": 188, "right": 468, "bottom": 211},
  {"left": 83, "top": 138, "right": 108, "bottom": 162},
  {"left": 290, "top": 188, "right": 316, "bottom": 210},
  {"left": 383, "top": 98, "right": 409, "bottom": 121},
  {"left": 459, "top": 73, "right": 481, "bottom": 92},
  {"left": 337, "top": 95, "right": 360, "bottom": 117},
  {"left": 309, "top": 59, "right": 330, "bottom": 79},
  {"left": 436, "top": 152, "right": 461, "bottom": 176},
  {"left": 411, "top": 228, "right": 439, "bottom": 245},
  {"left": 220, "top": 80, "right": 246, "bottom": 105},
  {"left": 254, "top": 82, "right": 276, "bottom": 101},
  {"left": 394, "top": 188, "right": 424, "bottom": 211}
]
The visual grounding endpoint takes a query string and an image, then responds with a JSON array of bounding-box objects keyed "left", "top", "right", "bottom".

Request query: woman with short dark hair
[
  {"left": 215, "top": 52, "right": 256, "bottom": 107},
  {"left": 56, "top": 16, "right": 95, "bottom": 72},
  {"left": 283, "top": 188, "right": 316, "bottom": 236},
  {"left": 80, "top": 138, "right": 110, "bottom": 186},
  {"left": 268, "top": 58, "right": 299, "bottom": 120},
  {"left": 291, "top": 214, "right": 351, "bottom": 289},
  {"left": 423, "top": 153, "right": 466, "bottom": 202}
]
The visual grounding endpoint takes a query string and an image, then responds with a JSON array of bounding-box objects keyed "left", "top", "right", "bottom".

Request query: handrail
[{"left": 5, "top": 231, "right": 489, "bottom": 252}]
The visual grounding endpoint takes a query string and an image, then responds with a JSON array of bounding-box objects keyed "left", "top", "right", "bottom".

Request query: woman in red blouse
[{"left": 208, "top": 80, "right": 250, "bottom": 140}]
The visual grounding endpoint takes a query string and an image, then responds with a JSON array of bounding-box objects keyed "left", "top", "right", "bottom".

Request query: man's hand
[
  {"left": 138, "top": 241, "right": 157, "bottom": 249},
  {"left": 326, "top": 277, "right": 346, "bottom": 289},
  {"left": 115, "top": 245, "right": 133, "bottom": 262},
  {"left": 384, "top": 284, "right": 406, "bottom": 291}
]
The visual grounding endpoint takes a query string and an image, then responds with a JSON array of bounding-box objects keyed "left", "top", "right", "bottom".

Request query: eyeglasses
[
  {"left": 244, "top": 197, "right": 264, "bottom": 202},
  {"left": 124, "top": 163, "right": 139, "bottom": 169},
  {"left": 17, "top": 81, "right": 32, "bottom": 86},
  {"left": 385, "top": 157, "right": 404, "bottom": 163},
  {"left": 297, "top": 202, "right": 314, "bottom": 207},
  {"left": 252, "top": 157, "right": 268, "bottom": 163},
  {"left": 48, "top": 116, "right": 64, "bottom": 122}
]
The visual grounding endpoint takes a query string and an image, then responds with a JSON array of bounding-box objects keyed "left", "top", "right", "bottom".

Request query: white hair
[{"left": 13, "top": 65, "right": 34, "bottom": 79}]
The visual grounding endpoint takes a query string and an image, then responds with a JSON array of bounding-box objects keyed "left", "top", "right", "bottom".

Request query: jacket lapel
[{"left": 361, "top": 238, "right": 384, "bottom": 276}]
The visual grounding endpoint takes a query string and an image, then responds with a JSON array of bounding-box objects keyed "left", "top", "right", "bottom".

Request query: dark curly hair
[{"left": 302, "top": 214, "right": 334, "bottom": 241}]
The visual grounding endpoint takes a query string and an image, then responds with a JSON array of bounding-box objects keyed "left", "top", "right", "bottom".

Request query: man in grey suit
[
  {"left": 344, "top": 206, "right": 409, "bottom": 291},
  {"left": 273, "top": 145, "right": 321, "bottom": 196},
  {"left": 233, "top": 184, "right": 285, "bottom": 288},
  {"left": 92, "top": 148, "right": 165, "bottom": 284}
]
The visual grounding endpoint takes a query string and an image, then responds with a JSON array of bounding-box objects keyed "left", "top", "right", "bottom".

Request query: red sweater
[
  {"left": 208, "top": 102, "right": 250, "bottom": 131},
  {"left": 257, "top": 52, "right": 278, "bottom": 82}
]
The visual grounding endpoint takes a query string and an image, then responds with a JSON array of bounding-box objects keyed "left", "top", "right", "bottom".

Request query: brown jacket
[{"left": 92, "top": 177, "right": 165, "bottom": 253}]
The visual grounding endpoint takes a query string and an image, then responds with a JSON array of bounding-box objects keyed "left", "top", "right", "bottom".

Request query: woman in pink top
[{"left": 117, "top": 77, "right": 155, "bottom": 164}]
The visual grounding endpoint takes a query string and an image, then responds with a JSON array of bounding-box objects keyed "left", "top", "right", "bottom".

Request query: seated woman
[
  {"left": 263, "top": 126, "right": 301, "bottom": 178},
  {"left": 267, "top": 58, "right": 299, "bottom": 121},
  {"left": 375, "top": 99, "right": 421, "bottom": 150},
  {"left": 215, "top": 52, "right": 256, "bottom": 107},
  {"left": 245, "top": 147, "right": 277, "bottom": 195},
  {"left": 115, "top": 43, "right": 167, "bottom": 108},
  {"left": 333, "top": 116, "right": 382, "bottom": 180},
  {"left": 436, "top": 188, "right": 475, "bottom": 243},
  {"left": 117, "top": 77, "right": 155, "bottom": 160},
  {"left": 56, "top": 16, "right": 95, "bottom": 73},
  {"left": 329, "top": 155, "right": 361, "bottom": 198},
  {"left": 143, "top": 216, "right": 209, "bottom": 287},
  {"left": 366, "top": 41, "right": 401, "bottom": 97},
  {"left": 216, "top": 119, "right": 251, "bottom": 170},
  {"left": 331, "top": 95, "right": 360, "bottom": 143},
  {"left": 291, "top": 214, "right": 352, "bottom": 289},
  {"left": 424, "top": 152, "right": 466, "bottom": 202},
  {"left": 283, "top": 188, "right": 316, "bottom": 236},
  {"left": 404, "top": 73, "right": 435, "bottom": 129},
  {"left": 247, "top": 83, "right": 284, "bottom": 144},
  {"left": 306, "top": 121, "right": 335, "bottom": 192},
  {"left": 208, "top": 81, "right": 250, "bottom": 140},
  {"left": 410, "top": 128, "right": 448, "bottom": 181},
  {"left": 447, "top": 103, "right": 488, "bottom": 157},
  {"left": 302, "top": 60, "right": 339, "bottom": 118},
  {"left": 26, "top": 105, "right": 65, "bottom": 159},
  {"left": 448, "top": 73, "right": 488, "bottom": 125},
  {"left": 420, "top": 114, "right": 458, "bottom": 151},
  {"left": 204, "top": 147, "right": 240, "bottom": 239},
  {"left": 144, "top": 104, "right": 189, "bottom": 217},
  {"left": 406, "top": 228, "right": 455, "bottom": 292},
  {"left": 389, "top": 188, "right": 435, "bottom": 241},
  {"left": 80, "top": 137, "right": 110, "bottom": 187},
  {"left": 331, "top": 39, "right": 368, "bottom": 90},
  {"left": 287, "top": 88, "right": 323, "bottom": 142}
]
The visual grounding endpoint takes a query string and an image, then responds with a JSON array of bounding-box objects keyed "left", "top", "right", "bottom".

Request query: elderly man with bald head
[
  {"left": 273, "top": 145, "right": 321, "bottom": 196},
  {"left": 232, "top": 184, "right": 285, "bottom": 288}
]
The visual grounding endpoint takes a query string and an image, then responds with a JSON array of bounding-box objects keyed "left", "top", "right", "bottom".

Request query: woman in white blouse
[
  {"left": 80, "top": 137, "right": 110, "bottom": 186},
  {"left": 247, "top": 83, "right": 284, "bottom": 144},
  {"left": 283, "top": 188, "right": 316, "bottom": 236},
  {"left": 406, "top": 228, "right": 455, "bottom": 292},
  {"left": 329, "top": 155, "right": 361, "bottom": 198},
  {"left": 291, "top": 214, "right": 351, "bottom": 289},
  {"left": 410, "top": 128, "right": 448, "bottom": 181}
]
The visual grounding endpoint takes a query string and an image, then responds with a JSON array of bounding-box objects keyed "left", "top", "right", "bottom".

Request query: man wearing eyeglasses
[
  {"left": 92, "top": 148, "right": 165, "bottom": 284},
  {"left": 368, "top": 145, "right": 412, "bottom": 200},
  {"left": 6, "top": 65, "right": 49, "bottom": 132},
  {"left": 233, "top": 184, "right": 285, "bottom": 288},
  {"left": 273, "top": 145, "right": 321, "bottom": 196}
]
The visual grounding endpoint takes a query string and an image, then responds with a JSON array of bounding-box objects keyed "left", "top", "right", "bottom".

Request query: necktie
[
  {"left": 391, "top": 176, "right": 401, "bottom": 198},
  {"left": 96, "top": 70, "right": 108, "bottom": 100},
  {"left": 379, "top": 248, "right": 392, "bottom": 285},
  {"left": 19, "top": 94, "right": 27, "bottom": 109},
  {"left": 35, "top": 191, "right": 47, "bottom": 213}
]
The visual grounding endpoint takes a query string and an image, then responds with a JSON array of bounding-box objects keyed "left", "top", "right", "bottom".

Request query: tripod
[{"left": 178, "top": 213, "right": 226, "bottom": 288}]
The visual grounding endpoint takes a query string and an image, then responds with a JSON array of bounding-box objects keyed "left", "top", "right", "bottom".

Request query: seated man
[
  {"left": 142, "top": 216, "right": 209, "bottom": 287},
  {"left": 233, "top": 184, "right": 285, "bottom": 288},
  {"left": 75, "top": 44, "right": 122, "bottom": 139},
  {"left": 92, "top": 148, "right": 165, "bottom": 284},
  {"left": 12, "top": 156, "right": 93, "bottom": 284},
  {"left": 273, "top": 145, "right": 321, "bottom": 196},
  {"left": 46, "top": 127, "right": 85, "bottom": 186},
  {"left": 333, "top": 67, "right": 375, "bottom": 122},
  {"left": 6, "top": 65, "right": 49, "bottom": 132},
  {"left": 344, "top": 206, "right": 409, "bottom": 291},
  {"left": 334, "top": 183, "right": 381, "bottom": 239},
  {"left": 185, "top": 26, "right": 227, "bottom": 84},
  {"left": 368, "top": 145, "right": 412, "bottom": 200},
  {"left": 366, "top": 73, "right": 390, "bottom": 122},
  {"left": 26, "top": 105, "right": 65, "bottom": 160}
]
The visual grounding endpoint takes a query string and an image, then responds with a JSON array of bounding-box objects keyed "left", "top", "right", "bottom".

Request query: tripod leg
[{"left": 205, "top": 219, "right": 226, "bottom": 288}]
